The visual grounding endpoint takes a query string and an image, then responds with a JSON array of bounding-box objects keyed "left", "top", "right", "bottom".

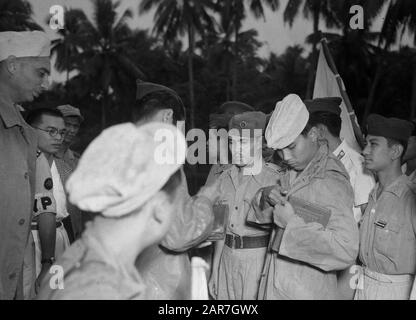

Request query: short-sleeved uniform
[
  {"left": 209, "top": 162, "right": 282, "bottom": 300},
  {"left": 22, "top": 151, "right": 56, "bottom": 299},
  {"left": 355, "top": 175, "right": 416, "bottom": 300}
]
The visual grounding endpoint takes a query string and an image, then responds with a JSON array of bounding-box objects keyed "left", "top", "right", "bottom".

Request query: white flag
[{"left": 313, "top": 44, "right": 361, "bottom": 151}]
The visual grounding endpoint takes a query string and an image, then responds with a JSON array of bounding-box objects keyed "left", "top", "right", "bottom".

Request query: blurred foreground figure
[
  {"left": 0, "top": 31, "right": 50, "bottom": 300},
  {"left": 252, "top": 94, "right": 358, "bottom": 299},
  {"left": 37, "top": 122, "right": 187, "bottom": 299},
  {"left": 133, "top": 82, "right": 219, "bottom": 299},
  {"left": 355, "top": 114, "right": 416, "bottom": 300}
]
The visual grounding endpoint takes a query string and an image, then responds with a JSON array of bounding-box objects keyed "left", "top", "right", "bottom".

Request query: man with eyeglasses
[
  {"left": 0, "top": 31, "right": 51, "bottom": 300},
  {"left": 26, "top": 108, "right": 71, "bottom": 294}
]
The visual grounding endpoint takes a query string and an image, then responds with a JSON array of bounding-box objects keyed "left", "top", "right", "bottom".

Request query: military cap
[
  {"left": 228, "top": 111, "right": 267, "bottom": 138},
  {"left": 304, "top": 97, "right": 342, "bottom": 117},
  {"left": 136, "top": 80, "right": 179, "bottom": 101},
  {"left": 218, "top": 101, "right": 254, "bottom": 115},
  {"left": 0, "top": 31, "right": 50, "bottom": 62},
  {"left": 367, "top": 114, "right": 414, "bottom": 142},
  {"left": 266, "top": 94, "right": 309, "bottom": 149},
  {"left": 57, "top": 104, "right": 84, "bottom": 122}
]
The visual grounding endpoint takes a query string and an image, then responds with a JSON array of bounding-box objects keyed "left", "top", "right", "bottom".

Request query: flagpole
[{"left": 320, "top": 37, "right": 365, "bottom": 149}]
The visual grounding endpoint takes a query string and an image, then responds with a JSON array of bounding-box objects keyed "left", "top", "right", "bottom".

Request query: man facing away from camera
[
  {"left": 132, "top": 81, "right": 221, "bottom": 299},
  {"left": 0, "top": 31, "right": 50, "bottom": 300},
  {"left": 251, "top": 94, "right": 358, "bottom": 300}
]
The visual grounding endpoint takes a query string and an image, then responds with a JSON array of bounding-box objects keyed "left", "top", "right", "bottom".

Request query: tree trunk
[
  {"left": 101, "top": 93, "right": 106, "bottom": 131},
  {"left": 232, "top": 26, "right": 239, "bottom": 100},
  {"left": 410, "top": 57, "right": 416, "bottom": 119},
  {"left": 362, "top": 55, "right": 384, "bottom": 124},
  {"left": 306, "top": 8, "right": 320, "bottom": 99},
  {"left": 188, "top": 22, "right": 196, "bottom": 129}
]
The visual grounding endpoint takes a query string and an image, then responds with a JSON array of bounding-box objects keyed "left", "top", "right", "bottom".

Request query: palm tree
[
  {"left": 0, "top": 0, "right": 42, "bottom": 31},
  {"left": 283, "top": 0, "right": 339, "bottom": 98},
  {"left": 215, "top": 0, "right": 279, "bottom": 99},
  {"left": 139, "top": 0, "right": 216, "bottom": 129},
  {"left": 50, "top": 0, "right": 145, "bottom": 130},
  {"left": 377, "top": 0, "right": 416, "bottom": 118}
]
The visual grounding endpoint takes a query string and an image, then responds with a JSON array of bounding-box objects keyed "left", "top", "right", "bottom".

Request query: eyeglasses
[{"left": 34, "top": 127, "right": 67, "bottom": 138}]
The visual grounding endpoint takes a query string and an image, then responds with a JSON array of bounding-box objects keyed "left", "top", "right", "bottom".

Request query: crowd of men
[{"left": 1, "top": 30, "right": 416, "bottom": 300}]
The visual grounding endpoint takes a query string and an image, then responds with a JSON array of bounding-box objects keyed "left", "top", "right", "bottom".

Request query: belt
[
  {"left": 362, "top": 267, "right": 415, "bottom": 284},
  {"left": 225, "top": 234, "right": 269, "bottom": 249},
  {"left": 31, "top": 221, "right": 63, "bottom": 230}
]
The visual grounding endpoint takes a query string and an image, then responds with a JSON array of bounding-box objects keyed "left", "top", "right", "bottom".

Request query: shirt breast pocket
[{"left": 374, "top": 220, "right": 401, "bottom": 259}]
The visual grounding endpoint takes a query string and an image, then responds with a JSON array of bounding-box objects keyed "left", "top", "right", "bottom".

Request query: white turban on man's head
[
  {"left": 0, "top": 31, "right": 51, "bottom": 62},
  {"left": 265, "top": 94, "right": 309, "bottom": 150},
  {"left": 66, "top": 122, "right": 187, "bottom": 218}
]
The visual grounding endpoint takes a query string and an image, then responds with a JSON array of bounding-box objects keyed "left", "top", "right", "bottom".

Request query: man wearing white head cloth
[
  {"left": 0, "top": 31, "right": 51, "bottom": 299},
  {"left": 37, "top": 122, "right": 187, "bottom": 299},
  {"left": 249, "top": 94, "right": 359, "bottom": 299}
]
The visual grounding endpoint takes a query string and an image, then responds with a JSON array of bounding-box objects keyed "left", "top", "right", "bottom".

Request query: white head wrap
[
  {"left": 0, "top": 31, "right": 51, "bottom": 62},
  {"left": 265, "top": 94, "right": 309, "bottom": 150},
  {"left": 66, "top": 122, "right": 187, "bottom": 218}
]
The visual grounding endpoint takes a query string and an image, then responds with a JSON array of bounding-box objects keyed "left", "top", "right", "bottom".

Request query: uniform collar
[
  {"left": 371, "top": 174, "right": 411, "bottom": 200},
  {"left": 226, "top": 160, "right": 267, "bottom": 188},
  {"left": 333, "top": 139, "right": 349, "bottom": 160},
  {"left": 0, "top": 94, "right": 24, "bottom": 128}
]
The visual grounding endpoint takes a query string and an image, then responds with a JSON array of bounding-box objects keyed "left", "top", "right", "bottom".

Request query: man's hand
[
  {"left": 35, "top": 263, "right": 52, "bottom": 293},
  {"left": 262, "top": 185, "right": 288, "bottom": 207},
  {"left": 273, "top": 199, "right": 296, "bottom": 229}
]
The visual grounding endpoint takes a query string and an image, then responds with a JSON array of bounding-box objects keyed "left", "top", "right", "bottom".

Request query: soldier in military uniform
[
  {"left": 252, "top": 94, "right": 358, "bottom": 300},
  {"left": 0, "top": 31, "right": 51, "bottom": 300},
  {"left": 206, "top": 101, "right": 255, "bottom": 186},
  {"left": 303, "top": 97, "right": 375, "bottom": 299},
  {"left": 355, "top": 114, "right": 416, "bottom": 300},
  {"left": 22, "top": 151, "right": 57, "bottom": 299},
  {"left": 208, "top": 111, "right": 282, "bottom": 300},
  {"left": 26, "top": 109, "right": 71, "bottom": 273},
  {"left": 37, "top": 123, "right": 187, "bottom": 299},
  {"left": 55, "top": 104, "right": 83, "bottom": 168}
]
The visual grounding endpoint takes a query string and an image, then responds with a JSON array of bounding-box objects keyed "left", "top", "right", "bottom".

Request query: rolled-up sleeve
[{"left": 278, "top": 171, "right": 359, "bottom": 272}]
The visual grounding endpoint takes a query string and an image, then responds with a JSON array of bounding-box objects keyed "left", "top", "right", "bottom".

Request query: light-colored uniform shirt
[
  {"left": 359, "top": 175, "right": 416, "bottom": 275},
  {"left": 23, "top": 152, "right": 57, "bottom": 299},
  {"left": 37, "top": 220, "right": 146, "bottom": 300},
  {"left": 209, "top": 162, "right": 282, "bottom": 300},
  {"left": 0, "top": 95, "right": 37, "bottom": 300},
  {"left": 333, "top": 140, "right": 375, "bottom": 222}
]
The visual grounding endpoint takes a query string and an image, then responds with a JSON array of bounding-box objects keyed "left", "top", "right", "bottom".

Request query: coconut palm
[
  {"left": 139, "top": 0, "right": 216, "bottom": 129},
  {"left": 49, "top": 0, "right": 145, "bottom": 129},
  {"left": 214, "top": 0, "right": 279, "bottom": 99},
  {"left": 0, "top": 0, "right": 42, "bottom": 31}
]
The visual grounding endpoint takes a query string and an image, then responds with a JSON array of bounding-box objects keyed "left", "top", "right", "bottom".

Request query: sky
[{"left": 27, "top": 0, "right": 406, "bottom": 83}]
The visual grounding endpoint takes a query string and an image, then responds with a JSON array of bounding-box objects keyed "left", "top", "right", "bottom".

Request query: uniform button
[
  {"left": 24, "top": 172, "right": 29, "bottom": 180},
  {"left": 9, "top": 272, "right": 16, "bottom": 280},
  {"left": 235, "top": 206, "right": 238, "bottom": 210},
  {"left": 18, "top": 219, "right": 25, "bottom": 226},
  {"left": 231, "top": 224, "right": 234, "bottom": 227}
]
